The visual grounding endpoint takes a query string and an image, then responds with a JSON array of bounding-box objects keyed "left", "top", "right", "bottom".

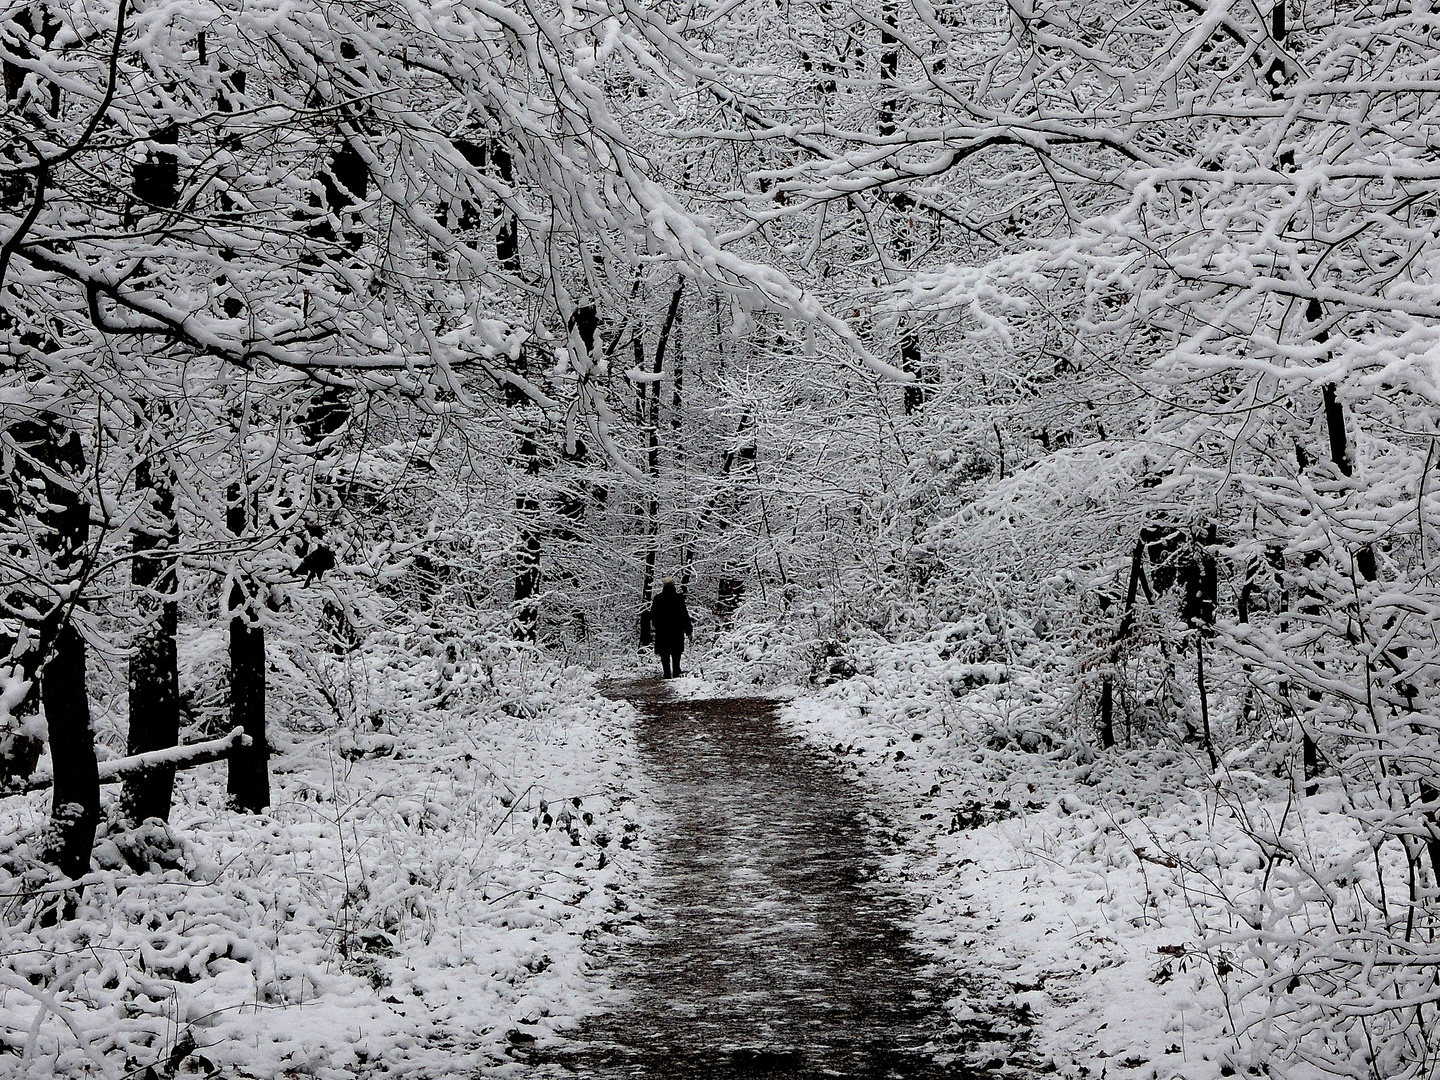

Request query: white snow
[{"left": 0, "top": 655, "right": 648, "bottom": 1079}]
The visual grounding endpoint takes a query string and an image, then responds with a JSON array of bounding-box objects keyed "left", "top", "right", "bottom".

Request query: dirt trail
[{"left": 536, "top": 678, "right": 1032, "bottom": 1079}]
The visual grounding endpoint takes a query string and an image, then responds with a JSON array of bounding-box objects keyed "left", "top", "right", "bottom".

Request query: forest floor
[
  {"left": 532, "top": 677, "right": 1039, "bottom": 1080},
  {"left": 0, "top": 660, "right": 646, "bottom": 1080}
]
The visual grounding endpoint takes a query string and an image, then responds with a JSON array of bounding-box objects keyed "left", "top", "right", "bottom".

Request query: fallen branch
[{"left": 3, "top": 728, "right": 251, "bottom": 797}]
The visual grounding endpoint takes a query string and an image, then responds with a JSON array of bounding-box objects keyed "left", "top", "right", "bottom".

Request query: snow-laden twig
[{"left": 0, "top": 970, "right": 115, "bottom": 1079}]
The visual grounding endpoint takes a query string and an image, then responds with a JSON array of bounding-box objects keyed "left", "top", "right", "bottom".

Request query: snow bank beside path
[
  {"left": 0, "top": 657, "right": 645, "bottom": 1080},
  {"left": 777, "top": 639, "right": 1374, "bottom": 1080}
]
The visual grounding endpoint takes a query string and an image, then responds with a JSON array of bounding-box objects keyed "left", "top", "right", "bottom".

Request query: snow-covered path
[{"left": 537, "top": 678, "right": 1032, "bottom": 1079}]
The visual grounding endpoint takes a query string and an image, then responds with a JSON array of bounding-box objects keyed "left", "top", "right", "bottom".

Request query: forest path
[{"left": 532, "top": 677, "right": 1032, "bottom": 1080}]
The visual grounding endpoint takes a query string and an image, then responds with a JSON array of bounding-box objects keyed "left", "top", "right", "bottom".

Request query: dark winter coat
[{"left": 649, "top": 584, "right": 693, "bottom": 654}]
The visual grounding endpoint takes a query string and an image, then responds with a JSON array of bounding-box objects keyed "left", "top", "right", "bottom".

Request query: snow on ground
[
  {"left": 0, "top": 647, "right": 647, "bottom": 1080},
  {"left": 694, "top": 629, "right": 1385, "bottom": 1080}
]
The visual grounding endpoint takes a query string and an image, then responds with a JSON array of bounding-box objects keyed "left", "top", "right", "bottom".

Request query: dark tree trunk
[
  {"left": 632, "top": 336, "right": 646, "bottom": 425},
  {"left": 1177, "top": 526, "right": 1221, "bottom": 767},
  {"left": 1319, "top": 379, "right": 1379, "bottom": 582},
  {"left": 1315, "top": 309, "right": 1440, "bottom": 858},
  {"left": 1099, "top": 537, "right": 1151, "bottom": 749},
  {"left": 639, "top": 497, "right": 659, "bottom": 647},
  {"left": 130, "top": 123, "right": 178, "bottom": 223},
  {"left": 1267, "top": 3, "right": 1295, "bottom": 167},
  {"left": 1301, "top": 721, "right": 1319, "bottom": 795},
  {"left": 671, "top": 308, "right": 684, "bottom": 450},
  {"left": 226, "top": 483, "right": 269, "bottom": 812},
  {"left": 13, "top": 417, "right": 99, "bottom": 882},
  {"left": 492, "top": 142, "right": 520, "bottom": 273},
  {"left": 1236, "top": 553, "right": 1260, "bottom": 726},
  {"left": 1195, "top": 633, "right": 1218, "bottom": 771},
  {"left": 121, "top": 450, "right": 180, "bottom": 824},
  {"left": 513, "top": 434, "right": 542, "bottom": 641},
  {"left": 462, "top": 140, "right": 539, "bottom": 636},
  {"left": 227, "top": 598, "right": 268, "bottom": 811},
  {"left": 878, "top": 0, "right": 899, "bottom": 137},
  {"left": 215, "top": 62, "right": 247, "bottom": 318},
  {"left": 1098, "top": 677, "right": 1115, "bottom": 750},
  {"left": 1322, "top": 382, "right": 1350, "bottom": 477},
  {"left": 554, "top": 442, "right": 591, "bottom": 549},
  {"left": 1269, "top": 543, "right": 1292, "bottom": 758},
  {"left": 120, "top": 111, "right": 182, "bottom": 825},
  {"left": 43, "top": 623, "right": 98, "bottom": 880},
  {"left": 1296, "top": 546, "right": 1322, "bottom": 796},
  {"left": 297, "top": 123, "right": 363, "bottom": 434},
  {"left": 901, "top": 334, "right": 928, "bottom": 415},
  {"left": 1289, "top": 299, "right": 1330, "bottom": 796}
]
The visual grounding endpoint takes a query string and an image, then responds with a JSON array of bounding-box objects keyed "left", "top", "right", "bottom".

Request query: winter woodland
[{"left": 0, "top": 0, "right": 1438, "bottom": 1074}]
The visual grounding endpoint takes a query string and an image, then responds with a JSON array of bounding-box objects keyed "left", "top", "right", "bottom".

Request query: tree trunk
[
  {"left": 226, "top": 482, "right": 269, "bottom": 812},
  {"left": 216, "top": 61, "right": 247, "bottom": 318},
  {"left": 1099, "top": 537, "right": 1150, "bottom": 749},
  {"left": 17, "top": 728, "right": 249, "bottom": 795},
  {"left": 1195, "top": 633, "right": 1218, "bottom": 771},
  {"left": 877, "top": 3, "right": 931, "bottom": 416},
  {"left": 1237, "top": 553, "right": 1259, "bottom": 726},
  {"left": 512, "top": 434, "right": 542, "bottom": 641},
  {"left": 1291, "top": 299, "right": 1333, "bottom": 796},
  {"left": 14, "top": 416, "right": 99, "bottom": 883},
  {"left": 1301, "top": 720, "right": 1319, "bottom": 796},
  {"left": 1098, "top": 676, "right": 1115, "bottom": 750},
  {"left": 901, "top": 333, "right": 928, "bottom": 415},
  {"left": 878, "top": 0, "right": 899, "bottom": 137},
  {"left": 121, "top": 447, "right": 180, "bottom": 824},
  {"left": 121, "top": 123, "right": 182, "bottom": 825},
  {"left": 671, "top": 307, "right": 684, "bottom": 452},
  {"left": 492, "top": 142, "right": 520, "bottom": 273},
  {"left": 42, "top": 622, "right": 98, "bottom": 880},
  {"left": 1297, "top": 549, "right": 1322, "bottom": 796},
  {"left": 227, "top": 588, "right": 268, "bottom": 812}
]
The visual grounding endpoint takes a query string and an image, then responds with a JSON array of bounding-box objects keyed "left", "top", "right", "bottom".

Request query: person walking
[{"left": 649, "top": 577, "right": 693, "bottom": 679}]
